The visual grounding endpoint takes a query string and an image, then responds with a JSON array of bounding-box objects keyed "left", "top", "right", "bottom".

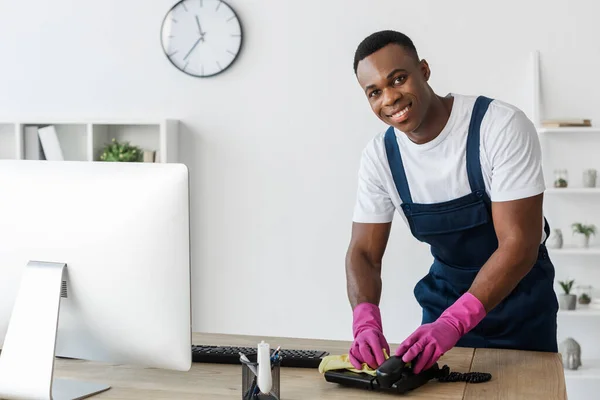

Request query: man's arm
[
  {"left": 346, "top": 138, "right": 396, "bottom": 368},
  {"left": 468, "top": 193, "right": 544, "bottom": 312},
  {"left": 468, "top": 109, "right": 547, "bottom": 312},
  {"left": 345, "top": 221, "right": 391, "bottom": 309},
  {"left": 395, "top": 110, "right": 547, "bottom": 373}
]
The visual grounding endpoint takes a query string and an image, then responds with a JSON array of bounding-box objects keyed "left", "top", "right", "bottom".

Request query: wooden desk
[{"left": 52, "top": 332, "right": 566, "bottom": 399}]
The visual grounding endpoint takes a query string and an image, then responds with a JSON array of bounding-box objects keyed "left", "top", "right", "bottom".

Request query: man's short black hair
[{"left": 353, "top": 30, "right": 419, "bottom": 74}]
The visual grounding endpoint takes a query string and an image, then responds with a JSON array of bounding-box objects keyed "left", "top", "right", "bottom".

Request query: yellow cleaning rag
[{"left": 318, "top": 349, "right": 390, "bottom": 376}]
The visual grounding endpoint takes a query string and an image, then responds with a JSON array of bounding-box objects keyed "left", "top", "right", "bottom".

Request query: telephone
[{"left": 323, "top": 355, "right": 490, "bottom": 394}]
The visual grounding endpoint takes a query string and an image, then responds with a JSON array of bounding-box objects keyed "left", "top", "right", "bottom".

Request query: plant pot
[
  {"left": 559, "top": 294, "right": 577, "bottom": 310},
  {"left": 143, "top": 150, "right": 156, "bottom": 163},
  {"left": 579, "top": 294, "right": 591, "bottom": 305},
  {"left": 574, "top": 233, "right": 590, "bottom": 248}
]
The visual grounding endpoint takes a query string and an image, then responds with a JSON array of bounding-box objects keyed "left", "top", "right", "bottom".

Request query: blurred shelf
[
  {"left": 538, "top": 127, "right": 600, "bottom": 134},
  {"left": 558, "top": 308, "right": 600, "bottom": 317},
  {"left": 0, "top": 120, "right": 178, "bottom": 162},
  {"left": 563, "top": 359, "right": 600, "bottom": 380},
  {"left": 548, "top": 247, "right": 600, "bottom": 255},
  {"left": 545, "top": 188, "right": 600, "bottom": 194}
]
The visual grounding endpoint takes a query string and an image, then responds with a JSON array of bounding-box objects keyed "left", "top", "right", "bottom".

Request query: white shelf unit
[
  {"left": 0, "top": 119, "right": 179, "bottom": 163},
  {"left": 546, "top": 188, "right": 600, "bottom": 195},
  {"left": 563, "top": 359, "right": 600, "bottom": 380},
  {"left": 559, "top": 308, "right": 600, "bottom": 317},
  {"left": 549, "top": 247, "right": 600, "bottom": 256},
  {"left": 531, "top": 50, "right": 600, "bottom": 269},
  {"left": 532, "top": 51, "right": 600, "bottom": 394},
  {"left": 538, "top": 127, "right": 600, "bottom": 135}
]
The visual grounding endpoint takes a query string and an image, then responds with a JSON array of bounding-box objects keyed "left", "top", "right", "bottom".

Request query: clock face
[{"left": 161, "top": 0, "right": 243, "bottom": 78}]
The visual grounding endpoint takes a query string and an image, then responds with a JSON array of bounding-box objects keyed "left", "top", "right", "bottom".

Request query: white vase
[
  {"left": 583, "top": 169, "right": 597, "bottom": 188},
  {"left": 547, "top": 229, "right": 563, "bottom": 249},
  {"left": 574, "top": 233, "right": 590, "bottom": 248}
]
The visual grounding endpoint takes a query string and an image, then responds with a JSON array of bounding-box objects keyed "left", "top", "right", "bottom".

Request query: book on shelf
[
  {"left": 541, "top": 119, "right": 592, "bottom": 128},
  {"left": 24, "top": 126, "right": 45, "bottom": 160},
  {"left": 37, "top": 125, "right": 64, "bottom": 161}
]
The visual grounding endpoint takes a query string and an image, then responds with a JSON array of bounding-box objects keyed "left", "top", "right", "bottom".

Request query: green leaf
[
  {"left": 99, "top": 138, "right": 144, "bottom": 162},
  {"left": 571, "top": 222, "right": 597, "bottom": 237},
  {"left": 558, "top": 279, "right": 574, "bottom": 294}
]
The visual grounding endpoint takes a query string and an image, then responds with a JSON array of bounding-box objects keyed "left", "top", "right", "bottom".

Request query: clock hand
[
  {"left": 184, "top": 37, "right": 202, "bottom": 60},
  {"left": 195, "top": 15, "right": 205, "bottom": 36}
]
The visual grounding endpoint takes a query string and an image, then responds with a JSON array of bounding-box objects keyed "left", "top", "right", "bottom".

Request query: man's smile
[{"left": 386, "top": 102, "right": 412, "bottom": 123}]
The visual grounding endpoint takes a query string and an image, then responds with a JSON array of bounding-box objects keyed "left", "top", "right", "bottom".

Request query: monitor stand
[{"left": 0, "top": 261, "right": 111, "bottom": 400}]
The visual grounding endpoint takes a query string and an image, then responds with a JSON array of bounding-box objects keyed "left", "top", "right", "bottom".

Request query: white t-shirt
[{"left": 352, "top": 93, "right": 547, "bottom": 243}]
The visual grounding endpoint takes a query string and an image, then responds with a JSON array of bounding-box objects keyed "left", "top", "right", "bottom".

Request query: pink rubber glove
[
  {"left": 349, "top": 302, "right": 390, "bottom": 370},
  {"left": 395, "top": 293, "right": 486, "bottom": 374}
]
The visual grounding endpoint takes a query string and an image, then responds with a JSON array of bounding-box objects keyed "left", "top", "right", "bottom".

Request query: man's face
[{"left": 356, "top": 44, "right": 431, "bottom": 133}]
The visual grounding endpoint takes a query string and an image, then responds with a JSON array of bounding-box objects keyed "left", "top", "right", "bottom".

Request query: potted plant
[
  {"left": 554, "top": 169, "right": 568, "bottom": 188},
  {"left": 571, "top": 223, "right": 596, "bottom": 248},
  {"left": 579, "top": 293, "right": 591, "bottom": 305},
  {"left": 558, "top": 280, "right": 576, "bottom": 310},
  {"left": 99, "top": 138, "right": 143, "bottom": 162}
]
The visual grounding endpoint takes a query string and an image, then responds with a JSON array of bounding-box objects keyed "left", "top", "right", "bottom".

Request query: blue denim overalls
[{"left": 384, "top": 96, "right": 558, "bottom": 352}]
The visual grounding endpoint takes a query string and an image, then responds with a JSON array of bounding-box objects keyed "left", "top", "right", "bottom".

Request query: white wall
[{"left": 1, "top": 0, "right": 599, "bottom": 358}]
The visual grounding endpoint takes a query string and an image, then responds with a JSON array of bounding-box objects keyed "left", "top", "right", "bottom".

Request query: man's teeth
[{"left": 392, "top": 105, "right": 410, "bottom": 118}]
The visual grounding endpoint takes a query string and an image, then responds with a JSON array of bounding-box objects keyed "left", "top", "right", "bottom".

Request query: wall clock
[{"left": 161, "top": 0, "right": 243, "bottom": 78}]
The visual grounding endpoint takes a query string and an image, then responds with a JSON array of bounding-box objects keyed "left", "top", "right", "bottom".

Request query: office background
[{"left": 0, "top": 0, "right": 599, "bottom": 360}]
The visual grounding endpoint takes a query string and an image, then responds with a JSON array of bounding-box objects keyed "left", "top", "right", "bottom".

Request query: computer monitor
[{"left": 0, "top": 160, "right": 192, "bottom": 400}]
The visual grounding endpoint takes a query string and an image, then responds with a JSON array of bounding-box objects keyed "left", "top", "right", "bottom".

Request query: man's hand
[
  {"left": 395, "top": 293, "right": 486, "bottom": 373},
  {"left": 349, "top": 302, "right": 390, "bottom": 369},
  {"left": 394, "top": 320, "right": 459, "bottom": 374},
  {"left": 346, "top": 222, "right": 391, "bottom": 369}
]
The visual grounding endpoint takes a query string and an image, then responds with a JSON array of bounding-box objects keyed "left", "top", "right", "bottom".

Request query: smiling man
[{"left": 345, "top": 30, "right": 559, "bottom": 373}]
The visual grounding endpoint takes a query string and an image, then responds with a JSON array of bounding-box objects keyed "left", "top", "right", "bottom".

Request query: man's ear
[{"left": 420, "top": 59, "right": 431, "bottom": 81}]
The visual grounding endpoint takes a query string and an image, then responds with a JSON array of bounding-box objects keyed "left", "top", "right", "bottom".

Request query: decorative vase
[
  {"left": 583, "top": 169, "right": 597, "bottom": 188},
  {"left": 559, "top": 338, "right": 582, "bottom": 370},
  {"left": 143, "top": 150, "right": 156, "bottom": 163},
  {"left": 558, "top": 294, "right": 577, "bottom": 310},
  {"left": 574, "top": 233, "right": 590, "bottom": 248},
  {"left": 547, "top": 229, "right": 563, "bottom": 249}
]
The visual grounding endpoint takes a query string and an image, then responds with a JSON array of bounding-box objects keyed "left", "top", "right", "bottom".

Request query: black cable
[{"left": 437, "top": 370, "right": 492, "bottom": 383}]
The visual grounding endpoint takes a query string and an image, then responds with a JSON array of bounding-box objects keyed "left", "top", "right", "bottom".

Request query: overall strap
[
  {"left": 384, "top": 126, "right": 413, "bottom": 203},
  {"left": 466, "top": 96, "right": 494, "bottom": 193}
]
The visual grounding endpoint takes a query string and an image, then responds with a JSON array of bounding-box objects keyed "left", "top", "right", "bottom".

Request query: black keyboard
[{"left": 191, "top": 344, "right": 329, "bottom": 368}]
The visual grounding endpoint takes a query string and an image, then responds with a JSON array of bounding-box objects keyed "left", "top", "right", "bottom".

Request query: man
[{"left": 345, "top": 30, "right": 558, "bottom": 374}]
